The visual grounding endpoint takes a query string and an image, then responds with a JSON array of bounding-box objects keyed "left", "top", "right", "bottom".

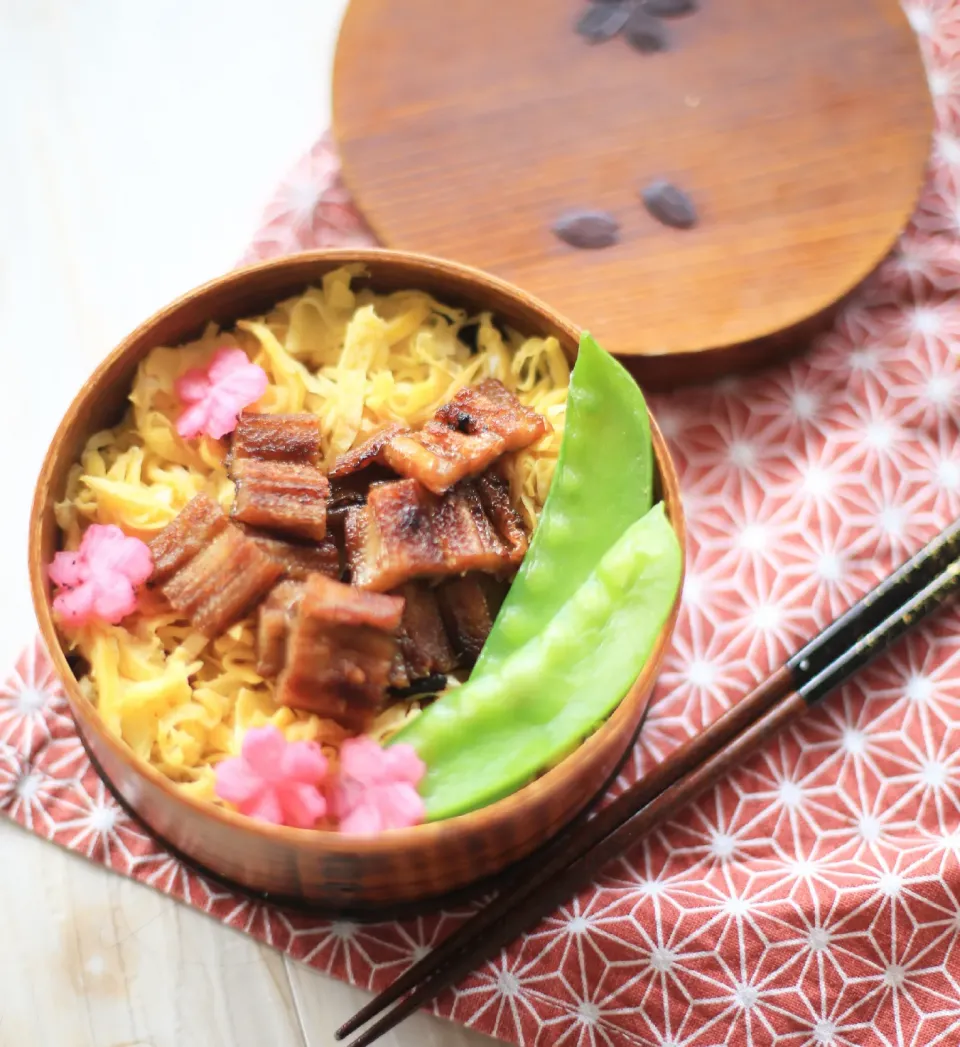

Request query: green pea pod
[
  {"left": 390, "top": 503, "right": 682, "bottom": 821},
  {"left": 472, "top": 332, "right": 653, "bottom": 677}
]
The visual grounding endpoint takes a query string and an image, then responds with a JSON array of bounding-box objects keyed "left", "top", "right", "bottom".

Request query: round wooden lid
[{"left": 333, "top": 0, "right": 932, "bottom": 384}]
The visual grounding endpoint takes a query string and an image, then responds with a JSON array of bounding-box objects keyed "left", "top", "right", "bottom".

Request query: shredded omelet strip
[{"left": 55, "top": 266, "right": 569, "bottom": 803}]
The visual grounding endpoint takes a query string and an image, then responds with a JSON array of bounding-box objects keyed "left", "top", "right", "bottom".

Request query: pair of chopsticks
[{"left": 337, "top": 517, "right": 960, "bottom": 1046}]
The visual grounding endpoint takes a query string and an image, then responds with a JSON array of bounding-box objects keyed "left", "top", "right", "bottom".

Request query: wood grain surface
[{"left": 333, "top": 0, "right": 933, "bottom": 384}]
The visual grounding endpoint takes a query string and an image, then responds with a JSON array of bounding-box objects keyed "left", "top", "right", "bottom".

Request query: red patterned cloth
[{"left": 5, "top": 8, "right": 960, "bottom": 1041}]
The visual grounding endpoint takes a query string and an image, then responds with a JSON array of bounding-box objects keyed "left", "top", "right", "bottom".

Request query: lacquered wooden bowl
[{"left": 30, "top": 249, "right": 685, "bottom": 911}]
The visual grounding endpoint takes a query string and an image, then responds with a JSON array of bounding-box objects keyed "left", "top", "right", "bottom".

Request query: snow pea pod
[
  {"left": 472, "top": 332, "right": 653, "bottom": 677},
  {"left": 389, "top": 503, "right": 681, "bottom": 821}
]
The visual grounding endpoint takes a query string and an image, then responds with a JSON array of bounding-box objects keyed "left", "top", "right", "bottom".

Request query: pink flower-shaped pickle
[
  {"left": 215, "top": 726, "right": 329, "bottom": 828},
  {"left": 48, "top": 524, "right": 153, "bottom": 627},
  {"left": 174, "top": 346, "right": 268, "bottom": 440},
  {"left": 331, "top": 736, "right": 426, "bottom": 835}
]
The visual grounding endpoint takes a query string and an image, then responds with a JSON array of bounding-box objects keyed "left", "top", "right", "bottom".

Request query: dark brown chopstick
[{"left": 338, "top": 518, "right": 960, "bottom": 1045}]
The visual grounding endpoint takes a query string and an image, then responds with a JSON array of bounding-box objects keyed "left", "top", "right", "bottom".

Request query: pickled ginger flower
[
  {"left": 48, "top": 523, "right": 153, "bottom": 627},
  {"left": 331, "top": 736, "right": 426, "bottom": 835},
  {"left": 215, "top": 725, "right": 328, "bottom": 828},
  {"left": 175, "top": 347, "right": 268, "bottom": 440}
]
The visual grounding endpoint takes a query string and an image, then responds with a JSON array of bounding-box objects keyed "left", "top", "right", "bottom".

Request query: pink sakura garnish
[
  {"left": 174, "top": 347, "right": 268, "bottom": 441},
  {"left": 330, "top": 736, "right": 426, "bottom": 835},
  {"left": 214, "top": 726, "right": 328, "bottom": 828},
  {"left": 48, "top": 524, "right": 153, "bottom": 627}
]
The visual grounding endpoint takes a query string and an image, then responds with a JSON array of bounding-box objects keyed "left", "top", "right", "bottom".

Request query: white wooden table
[{"left": 0, "top": 3, "right": 497, "bottom": 1043}]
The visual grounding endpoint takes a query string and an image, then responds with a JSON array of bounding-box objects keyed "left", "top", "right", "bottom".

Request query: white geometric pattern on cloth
[{"left": 7, "top": 5, "right": 960, "bottom": 1042}]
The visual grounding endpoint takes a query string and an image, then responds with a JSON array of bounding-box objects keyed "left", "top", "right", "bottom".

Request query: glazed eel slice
[
  {"left": 389, "top": 582, "right": 458, "bottom": 692},
  {"left": 436, "top": 573, "right": 508, "bottom": 665},
  {"left": 241, "top": 528, "right": 341, "bottom": 581},
  {"left": 228, "top": 412, "right": 329, "bottom": 541},
  {"left": 230, "top": 411, "right": 322, "bottom": 465},
  {"left": 256, "top": 579, "right": 306, "bottom": 678},
  {"left": 329, "top": 380, "right": 549, "bottom": 494},
  {"left": 343, "top": 472, "right": 527, "bottom": 592},
  {"left": 275, "top": 574, "right": 405, "bottom": 730},
  {"left": 149, "top": 494, "right": 283, "bottom": 636}
]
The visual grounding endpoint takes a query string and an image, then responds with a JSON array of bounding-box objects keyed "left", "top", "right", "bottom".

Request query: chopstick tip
[
  {"left": 336, "top": 1013, "right": 371, "bottom": 1039},
  {"left": 341, "top": 1029, "right": 377, "bottom": 1047}
]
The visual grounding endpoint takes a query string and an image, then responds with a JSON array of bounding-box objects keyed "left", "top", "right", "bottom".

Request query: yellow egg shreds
[{"left": 60, "top": 265, "right": 569, "bottom": 803}]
